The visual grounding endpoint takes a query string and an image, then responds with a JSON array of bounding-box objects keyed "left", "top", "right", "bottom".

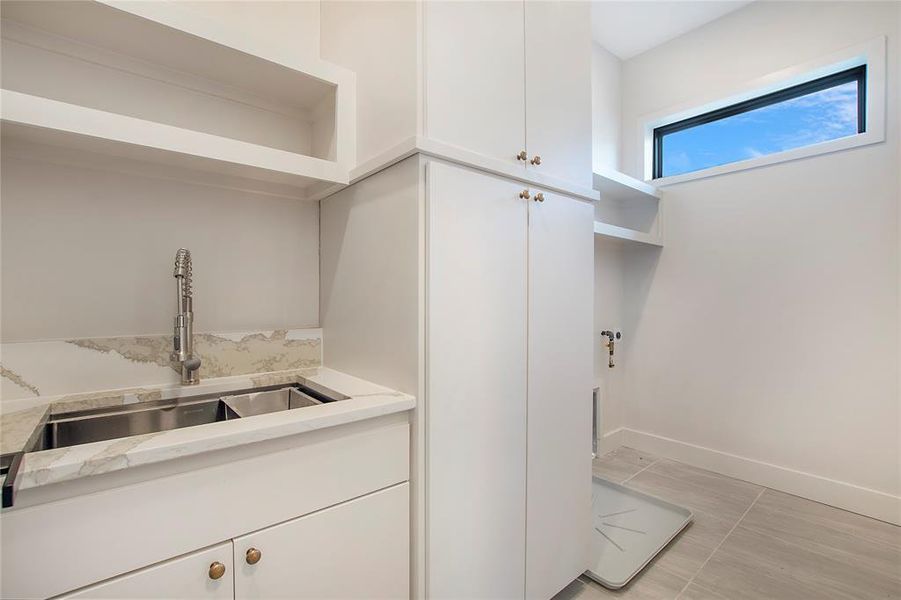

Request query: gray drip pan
[{"left": 585, "top": 476, "right": 693, "bottom": 589}]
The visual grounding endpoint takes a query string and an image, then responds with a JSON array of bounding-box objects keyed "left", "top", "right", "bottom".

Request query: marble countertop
[{"left": 1, "top": 367, "right": 414, "bottom": 493}]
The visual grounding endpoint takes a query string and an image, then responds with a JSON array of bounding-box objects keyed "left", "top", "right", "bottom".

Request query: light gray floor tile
[
  {"left": 692, "top": 523, "right": 901, "bottom": 599},
  {"left": 677, "top": 582, "right": 729, "bottom": 599},
  {"left": 593, "top": 447, "right": 660, "bottom": 484},
  {"left": 739, "top": 489, "right": 901, "bottom": 581},
  {"left": 575, "top": 449, "right": 901, "bottom": 599},
  {"left": 626, "top": 460, "right": 762, "bottom": 523},
  {"left": 752, "top": 489, "right": 901, "bottom": 549}
]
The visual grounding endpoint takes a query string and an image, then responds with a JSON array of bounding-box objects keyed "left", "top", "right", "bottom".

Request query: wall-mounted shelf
[
  {"left": 0, "top": 0, "right": 356, "bottom": 199},
  {"left": 593, "top": 221, "right": 663, "bottom": 247},
  {"left": 592, "top": 166, "right": 663, "bottom": 247},
  {"left": 1, "top": 91, "right": 347, "bottom": 195},
  {"left": 593, "top": 167, "right": 659, "bottom": 203}
]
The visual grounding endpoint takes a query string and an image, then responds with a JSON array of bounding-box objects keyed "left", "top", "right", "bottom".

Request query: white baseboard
[
  {"left": 615, "top": 428, "right": 901, "bottom": 526},
  {"left": 596, "top": 427, "right": 625, "bottom": 456}
]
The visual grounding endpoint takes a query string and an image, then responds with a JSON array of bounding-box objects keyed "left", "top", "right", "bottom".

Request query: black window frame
[{"left": 652, "top": 65, "right": 867, "bottom": 179}]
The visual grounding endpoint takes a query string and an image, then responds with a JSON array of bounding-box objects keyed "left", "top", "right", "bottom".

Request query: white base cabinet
[
  {"left": 57, "top": 484, "right": 409, "bottom": 600},
  {"left": 233, "top": 484, "right": 409, "bottom": 599},
  {"left": 3, "top": 414, "right": 410, "bottom": 600},
  {"left": 59, "top": 542, "right": 235, "bottom": 600}
]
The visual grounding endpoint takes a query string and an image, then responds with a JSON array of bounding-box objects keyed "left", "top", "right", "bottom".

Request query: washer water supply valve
[{"left": 601, "top": 330, "right": 622, "bottom": 368}]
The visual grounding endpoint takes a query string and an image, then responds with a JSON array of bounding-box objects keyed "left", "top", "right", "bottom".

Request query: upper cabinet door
[
  {"left": 424, "top": 1, "right": 526, "bottom": 168},
  {"left": 233, "top": 484, "right": 409, "bottom": 599},
  {"left": 426, "top": 161, "right": 528, "bottom": 599},
  {"left": 524, "top": 0, "right": 593, "bottom": 188},
  {"left": 58, "top": 542, "right": 234, "bottom": 600},
  {"left": 526, "top": 191, "right": 594, "bottom": 599}
]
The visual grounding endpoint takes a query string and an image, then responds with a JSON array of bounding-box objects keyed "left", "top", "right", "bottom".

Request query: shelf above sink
[
  {"left": 1, "top": 91, "right": 348, "bottom": 198},
  {"left": 0, "top": 0, "right": 357, "bottom": 200}
]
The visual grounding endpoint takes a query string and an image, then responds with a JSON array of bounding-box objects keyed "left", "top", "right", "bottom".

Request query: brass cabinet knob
[
  {"left": 530, "top": 155, "right": 542, "bottom": 166},
  {"left": 245, "top": 547, "right": 262, "bottom": 565},
  {"left": 519, "top": 189, "right": 530, "bottom": 200},
  {"left": 516, "top": 150, "right": 528, "bottom": 161},
  {"left": 208, "top": 561, "right": 226, "bottom": 580},
  {"left": 534, "top": 192, "right": 545, "bottom": 203}
]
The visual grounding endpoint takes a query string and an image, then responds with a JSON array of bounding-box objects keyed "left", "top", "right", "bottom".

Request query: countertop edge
[{"left": 9, "top": 368, "right": 415, "bottom": 493}]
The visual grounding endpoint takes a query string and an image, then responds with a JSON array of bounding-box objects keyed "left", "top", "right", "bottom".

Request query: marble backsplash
[{"left": 0, "top": 329, "right": 322, "bottom": 409}]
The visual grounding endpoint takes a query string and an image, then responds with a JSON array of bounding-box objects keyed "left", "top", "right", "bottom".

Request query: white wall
[
  {"left": 594, "top": 236, "right": 626, "bottom": 444},
  {"left": 0, "top": 154, "right": 320, "bottom": 342},
  {"left": 180, "top": 1, "right": 321, "bottom": 62},
  {"left": 591, "top": 39, "right": 628, "bottom": 443},
  {"left": 320, "top": 0, "right": 419, "bottom": 166},
  {"left": 591, "top": 42, "right": 622, "bottom": 172},
  {"left": 0, "top": 2, "right": 323, "bottom": 342},
  {"left": 320, "top": 156, "right": 421, "bottom": 396},
  {"left": 615, "top": 1, "right": 900, "bottom": 522}
]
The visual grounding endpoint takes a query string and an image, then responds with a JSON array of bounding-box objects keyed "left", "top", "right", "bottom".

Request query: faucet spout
[{"left": 172, "top": 248, "right": 201, "bottom": 385}]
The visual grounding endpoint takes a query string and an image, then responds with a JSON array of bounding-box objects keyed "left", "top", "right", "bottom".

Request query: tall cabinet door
[
  {"left": 526, "top": 191, "right": 594, "bottom": 599},
  {"left": 233, "top": 484, "right": 409, "bottom": 599},
  {"left": 58, "top": 542, "right": 234, "bottom": 600},
  {"left": 424, "top": 1, "right": 526, "bottom": 168},
  {"left": 524, "top": 0, "right": 592, "bottom": 188},
  {"left": 427, "top": 161, "right": 529, "bottom": 599}
]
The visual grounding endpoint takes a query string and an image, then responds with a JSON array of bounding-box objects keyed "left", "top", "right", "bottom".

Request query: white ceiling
[{"left": 592, "top": 1, "right": 754, "bottom": 60}]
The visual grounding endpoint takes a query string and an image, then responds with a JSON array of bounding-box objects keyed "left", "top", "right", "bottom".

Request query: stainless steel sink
[
  {"left": 223, "top": 387, "right": 322, "bottom": 418},
  {"left": 32, "top": 383, "right": 345, "bottom": 452},
  {"left": 0, "top": 382, "right": 348, "bottom": 507},
  {"left": 36, "top": 397, "right": 240, "bottom": 451}
]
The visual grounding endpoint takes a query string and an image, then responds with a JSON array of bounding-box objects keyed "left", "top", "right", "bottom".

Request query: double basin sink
[
  {"left": 1, "top": 383, "right": 347, "bottom": 506},
  {"left": 38, "top": 383, "right": 348, "bottom": 451}
]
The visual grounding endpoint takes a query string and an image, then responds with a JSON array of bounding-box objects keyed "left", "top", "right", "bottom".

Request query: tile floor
[{"left": 553, "top": 447, "right": 901, "bottom": 600}]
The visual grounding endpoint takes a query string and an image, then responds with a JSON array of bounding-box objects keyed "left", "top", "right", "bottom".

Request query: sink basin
[
  {"left": 32, "top": 383, "right": 346, "bottom": 452},
  {"left": 223, "top": 387, "right": 322, "bottom": 418},
  {"left": 1, "top": 382, "right": 348, "bottom": 506},
  {"left": 36, "top": 397, "right": 240, "bottom": 451}
]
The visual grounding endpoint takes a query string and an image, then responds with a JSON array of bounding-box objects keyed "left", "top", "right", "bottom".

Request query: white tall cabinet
[
  {"left": 526, "top": 188, "right": 594, "bottom": 599},
  {"left": 320, "top": 1, "right": 595, "bottom": 597},
  {"left": 427, "top": 164, "right": 530, "bottom": 598},
  {"left": 523, "top": 1, "right": 593, "bottom": 187},
  {"left": 321, "top": 0, "right": 592, "bottom": 189},
  {"left": 321, "top": 158, "right": 594, "bottom": 599},
  {"left": 424, "top": 0, "right": 592, "bottom": 187},
  {"left": 424, "top": 1, "right": 527, "bottom": 170}
]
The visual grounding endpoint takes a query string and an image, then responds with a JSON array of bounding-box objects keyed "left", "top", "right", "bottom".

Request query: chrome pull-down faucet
[{"left": 172, "top": 248, "right": 201, "bottom": 385}]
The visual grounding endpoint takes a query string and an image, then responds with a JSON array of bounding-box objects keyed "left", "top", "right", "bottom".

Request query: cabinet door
[
  {"left": 427, "top": 161, "right": 528, "bottom": 599},
  {"left": 58, "top": 542, "right": 233, "bottom": 600},
  {"left": 526, "top": 191, "right": 594, "bottom": 599},
  {"left": 524, "top": 0, "right": 592, "bottom": 188},
  {"left": 233, "top": 483, "right": 409, "bottom": 599},
  {"left": 424, "top": 0, "right": 526, "bottom": 168}
]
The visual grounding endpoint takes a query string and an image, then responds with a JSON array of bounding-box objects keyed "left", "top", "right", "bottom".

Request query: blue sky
[{"left": 661, "top": 81, "right": 859, "bottom": 177}]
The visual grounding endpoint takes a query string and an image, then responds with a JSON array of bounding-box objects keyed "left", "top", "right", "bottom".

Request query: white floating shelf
[
  {"left": 0, "top": 0, "right": 357, "bottom": 198},
  {"left": 593, "top": 221, "right": 663, "bottom": 247},
  {"left": 593, "top": 167, "right": 660, "bottom": 203},
  {"left": 1, "top": 0, "right": 347, "bottom": 113},
  {"left": 1, "top": 90, "right": 348, "bottom": 197}
]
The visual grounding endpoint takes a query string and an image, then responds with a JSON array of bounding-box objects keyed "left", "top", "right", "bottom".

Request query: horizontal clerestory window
[{"left": 652, "top": 65, "right": 867, "bottom": 179}]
